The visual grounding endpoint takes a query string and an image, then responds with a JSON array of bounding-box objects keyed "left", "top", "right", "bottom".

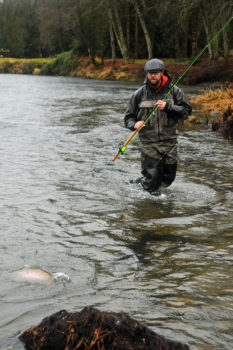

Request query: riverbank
[
  {"left": 0, "top": 52, "right": 232, "bottom": 84},
  {"left": 189, "top": 83, "right": 233, "bottom": 139}
]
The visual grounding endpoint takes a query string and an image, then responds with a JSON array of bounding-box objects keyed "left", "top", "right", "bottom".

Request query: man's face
[{"left": 147, "top": 71, "right": 163, "bottom": 87}]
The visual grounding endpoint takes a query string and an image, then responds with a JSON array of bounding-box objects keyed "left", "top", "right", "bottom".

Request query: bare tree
[
  {"left": 106, "top": 5, "right": 116, "bottom": 63},
  {"left": 132, "top": 0, "right": 152, "bottom": 59},
  {"left": 105, "top": 0, "right": 128, "bottom": 64}
]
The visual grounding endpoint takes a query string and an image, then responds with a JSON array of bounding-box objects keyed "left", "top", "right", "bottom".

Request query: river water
[{"left": 0, "top": 74, "right": 232, "bottom": 350}]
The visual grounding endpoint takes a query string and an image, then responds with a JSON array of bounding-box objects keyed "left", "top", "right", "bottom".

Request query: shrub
[{"left": 40, "top": 51, "right": 77, "bottom": 76}]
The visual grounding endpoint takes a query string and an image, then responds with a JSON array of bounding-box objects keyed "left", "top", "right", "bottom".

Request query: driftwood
[{"left": 19, "top": 307, "right": 190, "bottom": 350}]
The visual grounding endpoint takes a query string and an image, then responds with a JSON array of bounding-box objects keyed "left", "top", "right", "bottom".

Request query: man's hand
[
  {"left": 134, "top": 121, "right": 145, "bottom": 130},
  {"left": 155, "top": 100, "right": 166, "bottom": 110}
]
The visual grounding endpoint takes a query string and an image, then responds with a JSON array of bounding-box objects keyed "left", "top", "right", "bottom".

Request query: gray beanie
[{"left": 144, "top": 58, "right": 164, "bottom": 73}]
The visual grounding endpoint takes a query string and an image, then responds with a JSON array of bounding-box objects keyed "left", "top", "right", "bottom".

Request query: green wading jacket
[{"left": 124, "top": 71, "right": 192, "bottom": 145}]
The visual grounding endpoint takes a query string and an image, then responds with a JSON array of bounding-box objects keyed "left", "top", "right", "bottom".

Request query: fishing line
[{"left": 112, "top": 14, "right": 233, "bottom": 161}]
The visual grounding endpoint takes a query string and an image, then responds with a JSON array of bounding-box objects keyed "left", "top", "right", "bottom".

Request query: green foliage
[
  {"left": 40, "top": 51, "right": 77, "bottom": 75},
  {"left": 9, "top": 35, "right": 27, "bottom": 58},
  {"left": 71, "top": 41, "right": 81, "bottom": 56},
  {"left": 0, "top": 0, "right": 232, "bottom": 62},
  {"left": 0, "top": 61, "right": 13, "bottom": 73},
  {"left": 22, "top": 61, "right": 38, "bottom": 74}
]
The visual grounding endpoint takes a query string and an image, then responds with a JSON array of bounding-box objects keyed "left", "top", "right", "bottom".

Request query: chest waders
[{"left": 140, "top": 142, "right": 177, "bottom": 194}]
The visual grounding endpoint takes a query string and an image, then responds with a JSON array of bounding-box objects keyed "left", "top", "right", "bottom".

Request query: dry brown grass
[{"left": 190, "top": 84, "right": 233, "bottom": 113}]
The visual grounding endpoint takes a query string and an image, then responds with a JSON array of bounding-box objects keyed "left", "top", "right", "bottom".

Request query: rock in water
[{"left": 19, "top": 307, "right": 190, "bottom": 350}]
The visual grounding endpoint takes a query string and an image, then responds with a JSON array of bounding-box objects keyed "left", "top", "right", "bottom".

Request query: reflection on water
[{"left": 0, "top": 74, "right": 233, "bottom": 349}]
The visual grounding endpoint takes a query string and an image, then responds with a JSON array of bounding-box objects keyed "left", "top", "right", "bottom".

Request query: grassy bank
[
  {"left": 190, "top": 84, "right": 233, "bottom": 139},
  {"left": 0, "top": 53, "right": 160, "bottom": 81},
  {"left": 1, "top": 51, "right": 232, "bottom": 84},
  {"left": 190, "top": 84, "right": 233, "bottom": 114},
  {"left": 0, "top": 57, "right": 55, "bottom": 74}
]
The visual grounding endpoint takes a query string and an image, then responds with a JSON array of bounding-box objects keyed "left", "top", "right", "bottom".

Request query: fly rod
[{"left": 112, "top": 15, "right": 233, "bottom": 162}]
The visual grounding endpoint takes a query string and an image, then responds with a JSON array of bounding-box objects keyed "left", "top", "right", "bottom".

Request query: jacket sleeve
[
  {"left": 124, "top": 89, "right": 142, "bottom": 131},
  {"left": 164, "top": 86, "right": 192, "bottom": 120}
]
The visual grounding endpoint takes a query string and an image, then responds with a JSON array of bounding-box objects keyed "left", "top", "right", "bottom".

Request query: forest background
[
  {"left": 0, "top": 0, "right": 233, "bottom": 84},
  {"left": 0, "top": 0, "right": 233, "bottom": 62}
]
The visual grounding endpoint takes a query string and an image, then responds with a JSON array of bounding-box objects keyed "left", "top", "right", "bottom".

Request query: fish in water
[{"left": 13, "top": 267, "right": 53, "bottom": 283}]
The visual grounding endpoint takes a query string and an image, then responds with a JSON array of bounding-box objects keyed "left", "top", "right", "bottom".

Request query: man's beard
[{"left": 150, "top": 78, "right": 161, "bottom": 88}]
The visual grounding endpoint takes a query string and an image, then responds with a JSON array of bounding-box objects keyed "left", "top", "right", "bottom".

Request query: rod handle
[
  {"left": 112, "top": 127, "right": 143, "bottom": 161},
  {"left": 112, "top": 152, "right": 119, "bottom": 161}
]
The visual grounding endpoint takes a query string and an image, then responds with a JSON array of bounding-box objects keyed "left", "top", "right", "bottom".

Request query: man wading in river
[{"left": 124, "top": 58, "right": 192, "bottom": 195}]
